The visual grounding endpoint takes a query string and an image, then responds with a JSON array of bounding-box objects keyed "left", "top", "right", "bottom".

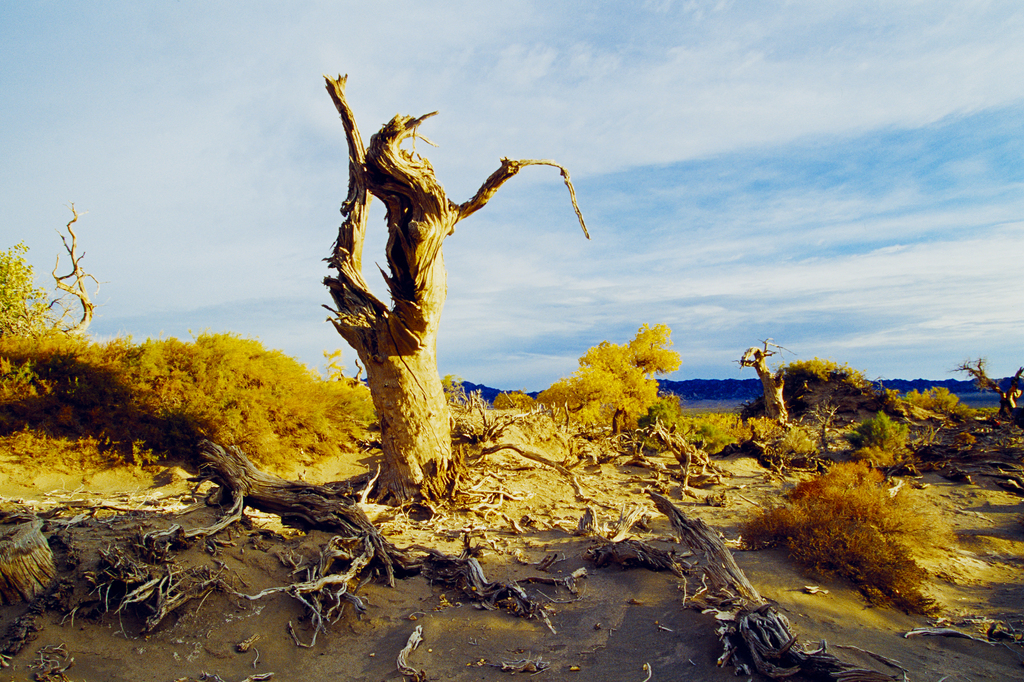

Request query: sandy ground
[{"left": 0, "top": 424, "right": 1022, "bottom": 682}]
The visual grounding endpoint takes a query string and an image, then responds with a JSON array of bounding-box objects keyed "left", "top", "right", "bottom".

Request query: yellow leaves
[
  {"left": 628, "top": 323, "right": 681, "bottom": 377},
  {"left": 537, "top": 324, "right": 681, "bottom": 429}
]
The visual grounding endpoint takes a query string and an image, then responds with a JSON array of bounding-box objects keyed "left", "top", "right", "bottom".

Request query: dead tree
[
  {"left": 321, "top": 74, "right": 588, "bottom": 502},
  {"left": 740, "top": 341, "right": 789, "bottom": 425},
  {"left": 51, "top": 203, "right": 97, "bottom": 334},
  {"left": 649, "top": 492, "right": 901, "bottom": 680},
  {"left": 955, "top": 359, "right": 1023, "bottom": 420}
]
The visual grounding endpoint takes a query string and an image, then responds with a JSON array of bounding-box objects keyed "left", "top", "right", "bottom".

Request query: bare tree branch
[
  {"left": 459, "top": 158, "right": 590, "bottom": 239},
  {"left": 50, "top": 203, "right": 98, "bottom": 334},
  {"left": 955, "top": 358, "right": 1023, "bottom": 418}
]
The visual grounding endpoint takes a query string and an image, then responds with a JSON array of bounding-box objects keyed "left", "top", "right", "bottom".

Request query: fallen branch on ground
[
  {"left": 648, "top": 491, "right": 900, "bottom": 681},
  {"left": 422, "top": 549, "right": 569, "bottom": 634},
  {"left": 198, "top": 440, "right": 419, "bottom": 585},
  {"left": 479, "top": 443, "right": 589, "bottom": 500}
]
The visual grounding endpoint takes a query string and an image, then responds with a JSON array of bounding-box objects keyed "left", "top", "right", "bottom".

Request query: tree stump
[{"left": 0, "top": 516, "right": 55, "bottom": 604}]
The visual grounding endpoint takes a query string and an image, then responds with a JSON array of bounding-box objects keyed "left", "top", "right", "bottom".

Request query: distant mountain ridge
[{"left": 463, "top": 377, "right": 995, "bottom": 405}]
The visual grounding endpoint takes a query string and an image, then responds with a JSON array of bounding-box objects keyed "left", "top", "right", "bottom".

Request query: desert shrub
[
  {"left": 747, "top": 416, "right": 785, "bottom": 444},
  {"left": 784, "top": 358, "right": 870, "bottom": 389},
  {"left": 442, "top": 374, "right": 468, "bottom": 406},
  {"left": 843, "top": 411, "right": 909, "bottom": 454},
  {"left": 639, "top": 398, "right": 740, "bottom": 454},
  {"left": 0, "top": 332, "right": 374, "bottom": 470},
  {"left": 493, "top": 391, "right": 535, "bottom": 411},
  {"left": 903, "top": 387, "right": 969, "bottom": 418},
  {"left": 742, "top": 461, "right": 935, "bottom": 613},
  {"left": 778, "top": 426, "right": 817, "bottom": 457}
]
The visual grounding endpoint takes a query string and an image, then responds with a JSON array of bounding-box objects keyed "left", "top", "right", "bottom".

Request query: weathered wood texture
[
  {"left": 321, "top": 74, "right": 586, "bottom": 501},
  {"left": 649, "top": 492, "right": 899, "bottom": 681},
  {"left": 198, "top": 440, "right": 418, "bottom": 584},
  {"left": 0, "top": 516, "right": 55, "bottom": 604},
  {"left": 741, "top": 342, "right": 789, "bottom": 424}
]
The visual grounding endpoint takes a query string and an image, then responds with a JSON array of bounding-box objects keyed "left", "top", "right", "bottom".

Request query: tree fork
[{"left": 321, "top": 74, "right": 587, "bottom": 502}]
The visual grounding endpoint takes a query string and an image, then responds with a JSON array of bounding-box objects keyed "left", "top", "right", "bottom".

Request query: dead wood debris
[
  {"left": 0, "top": 597, "right": 47, "bottom": 664},
  {"left": 0, "top": 515, "right": 56, "bottom": 604},
  {"left": 487, "top": 654, "right": 550, "bottom": 673},
  {"left": 397, "top": 624, "right": 425, "bottom": 681},
  {"left": 903, "top": 627, "right": 995, "bottom": 644},
  {"left": 190, "top": 673, "right": 274, "bottom": 682},
  {"left": 479, "top": 443, "right": 589, "bottom": 500},
  {"left": 230, "top": 535, "right": 370, "bottom": 648},
  {"left": 584, "top": 539, "right": 687, "bottom": 577},
  {"left": 575, "top": 504, "right": 648, "bottom": 542},
  {"left": 639, "top": 421, "right": 728, "bottom": 490},
  {"left": 198, "top": 440, "right": 420, "bottom": 585},
  {"left": 648, "top": 491, "right": 902, "bottom": 681},
  {"left": 87, "top": 544, "right": 223, "bottom": 633},
  {"left": 422, "top": 549, "right": 572, "bottom": 634}
]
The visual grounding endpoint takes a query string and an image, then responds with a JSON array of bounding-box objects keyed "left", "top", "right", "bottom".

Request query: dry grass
[{"left": 742, "top": 461, "right": 938, "bottom": 613}]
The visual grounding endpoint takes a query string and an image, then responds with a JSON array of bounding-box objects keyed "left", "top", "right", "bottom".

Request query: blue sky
[{"left": 3, "top": 1, "right": 1023, "bottom": 390}]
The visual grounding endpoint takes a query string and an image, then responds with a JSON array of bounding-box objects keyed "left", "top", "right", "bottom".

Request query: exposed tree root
[
  {"left": 584, "top": 539, "right": 686, "bottom": 577},
  {"left": 230, "top": 535, "right": 371, "bottom": 648},
  {"left": 479, "top": 443, "right": 588, "bottom": 500},
  {"left": 197, "top": 440, "right": 420, "bottom": 585},
  {"left": 648, "top": 491, "right": 901, "bottom": 681},
  {"left": 422, "top": 548, "right": 573, "bottom": 634}
]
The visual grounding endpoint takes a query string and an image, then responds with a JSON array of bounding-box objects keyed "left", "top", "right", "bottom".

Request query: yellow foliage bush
[
  {"left": 493, "top": 391, "right": 535, "bottom": 411},
  {"left": 742, "top": 461, "right": 936, "bottom": 613},
  {"left": 902, "top": 387, "right": 969, "bottom": 418},
  {"left": 537, "top": 324, "right": 680, "bottom": 429},
  {"left": 784, "top": 357, "right": 870, "bottom": 389},
  {"left": 0, "top": 332, "right": 374, "bottom": 470}
]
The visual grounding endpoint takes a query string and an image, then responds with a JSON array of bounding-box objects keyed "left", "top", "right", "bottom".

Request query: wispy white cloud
[{"left": 3, "top": 2, "right": 1023, "bottom": 389}]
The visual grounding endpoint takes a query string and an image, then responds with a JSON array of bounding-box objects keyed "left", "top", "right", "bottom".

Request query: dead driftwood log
[
  {"left": 584, "top": 539, "right": 686, "bottom": 577},
  {"left": 0, "top": 515, "right": 55, "bottom": 604},
  {"left": 421, "top": 548, "right": 585, "bottom": 634},
  {"left": 198, "top": 440, "right": 419, "bottom": 584},
  {"left": 648, "top": 491, "right": 906, "bottom": 681}
]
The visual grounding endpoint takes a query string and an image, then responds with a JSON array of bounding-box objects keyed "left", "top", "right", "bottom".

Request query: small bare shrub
[{"left": 742, "top": 461, "right": 935, "bottom": 613}]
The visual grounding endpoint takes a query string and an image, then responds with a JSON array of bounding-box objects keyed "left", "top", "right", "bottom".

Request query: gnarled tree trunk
[
  {"left": 740, "top": 341, "right": 788, "bottom": 425},
  {"left": 955, "top": 359, "right": 1023, "bottom": 420},
  {"left": 322, "top": 75, "right": 587, "bottom": 502}
]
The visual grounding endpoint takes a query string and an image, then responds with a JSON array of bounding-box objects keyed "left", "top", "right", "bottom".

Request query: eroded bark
[
  {"left": 741, "top": 342, "right": 789, "bottom": 425},
  {"left": 321, "top": 74, "right": 587, "bottom": 502},
  {"left": 51, "top": 203, "right": 97, "bottom": 334},
  {"left": 955, "top": 359, "right": 1023, "bottom": 420}
]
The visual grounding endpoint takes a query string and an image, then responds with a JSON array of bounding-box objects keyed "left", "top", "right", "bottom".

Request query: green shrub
[
  {"left": 0, "top": 242, "right": 55, "bottom": 337},
  {"left": 638, "top": 395, "right": 685, "bottom": 430},
  {"left": 639, "top": 398, "right": 740, "bottom": 454},
  {"left": 0, "top": 332, "right": 374, "bottom": 470},
  {"left": 742, "top": 461, "right": 936, "bottom": 613},
  {"left": 845, "top": 412, "right": 909, "bottom": 460}
]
